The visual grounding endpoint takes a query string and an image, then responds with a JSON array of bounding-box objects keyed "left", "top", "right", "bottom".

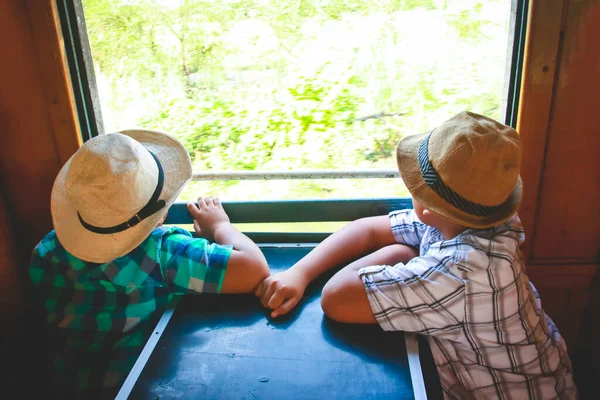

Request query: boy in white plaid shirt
[{"left": 256, "top": 111, "right": 577, "bottom": 399}]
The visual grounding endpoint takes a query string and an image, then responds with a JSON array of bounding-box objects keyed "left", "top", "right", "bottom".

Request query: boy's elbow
[
  {"left": 248, "top": 257, "right": 270, "bottom": 287},
  {"left": 239, "top": 254, "right": 269, "bottom": 292},
  {"left": 220, "top": 252, "right": 270, "bottom": 294}
]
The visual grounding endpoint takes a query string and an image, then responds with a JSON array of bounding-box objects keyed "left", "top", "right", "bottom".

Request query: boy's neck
[
  {"left": 430, "top": 217, "right": 469, "bottom": 240},
  {"left": 413, "top": 199, "right": 469, "bottom": 240},
  {"left": 438, "top": 225, "right": 468, "bottom": 240}
]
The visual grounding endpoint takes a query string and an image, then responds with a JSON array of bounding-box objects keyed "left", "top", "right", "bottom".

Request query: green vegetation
[{"left": 82, "top": 0, "right": 511, "bottom": 201}]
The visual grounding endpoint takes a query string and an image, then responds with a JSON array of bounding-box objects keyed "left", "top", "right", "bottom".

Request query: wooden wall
[
  {"left": 0, "top": 196, "right": 21, "bottom": 313},
  {"left": 519, "top": 0, "right": 600, "bottom": 340},
  {"left": 517, "top": 0, "right": 600, "bottom": 392},
  {"left": 0, "top": 1, "right": 80, "bottom": 393},
  {"left": 0, "top": 0, "right": 598, "bottom": 394},
  {"left": 0, "top": 0, "right": 80, "bottom": 305}
]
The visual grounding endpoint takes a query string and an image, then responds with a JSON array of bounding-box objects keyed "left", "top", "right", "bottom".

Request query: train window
[{"left": 58, "top": 0, "right": 525, "bottom": 209}]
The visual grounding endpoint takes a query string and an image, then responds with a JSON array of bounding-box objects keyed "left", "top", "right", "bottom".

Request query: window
[{"left": 58, "top": 0, "right": 526, "bottom": 233}]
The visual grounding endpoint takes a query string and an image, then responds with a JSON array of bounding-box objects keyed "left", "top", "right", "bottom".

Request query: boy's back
[
  {"left": 256, "top": 112, "right": 578, "bottom": 399},
  {"left": 30, "top": 225, "right": 229, "bottom": 395},
  {"left": 30, "top": 130, "right": 269, "bottom": 398},
  {"left": 360, "top": 209, "right": 576, "bottom": 399}
]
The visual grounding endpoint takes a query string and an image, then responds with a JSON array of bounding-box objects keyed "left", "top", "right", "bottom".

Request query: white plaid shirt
[{"left": 359, "top": 210, "right": 577, "bottom": 399}]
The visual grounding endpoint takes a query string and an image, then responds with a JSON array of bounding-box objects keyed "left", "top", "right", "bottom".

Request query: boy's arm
[
  {"left": 320, "top": 244, "right": 419, "bottom": 324},
  {"left": 288, "top": 215, "right": 397, "bottom": 282},
  {"left": 187, "top": 197, "right": 269, "bottom": 294},
  {"left": 323, "top": 252, "right": 465, "bottom": 331},
  {"left": 255, "top": 215, "right": 398, "bottom": 317}
]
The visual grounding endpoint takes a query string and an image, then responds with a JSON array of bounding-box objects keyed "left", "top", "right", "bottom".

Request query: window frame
[{"left": 56, "top": 0, "right": 529, "bottom": 239}]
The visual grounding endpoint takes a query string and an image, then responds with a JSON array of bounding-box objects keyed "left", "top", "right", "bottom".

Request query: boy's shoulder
[
  {"left": 390, "top": 208, "right": 420, "bottom": 220},
  {"left": 440, "top": 215, "right": 525, "bottom": 267},
  {"left": 34, "top": 230, "right": 57, "bottom": 252},
  {"left": 389, "top": 208, "right": 427, "bottom": 230},
  {"left": 459, "top": 214, "right": 525, "bottom": 245},
  {"left": 149, "top": 225, "right": 192, "bottom": 239},
  {"left": 31, "top": 226, "right": 195, "bottom": 265}
]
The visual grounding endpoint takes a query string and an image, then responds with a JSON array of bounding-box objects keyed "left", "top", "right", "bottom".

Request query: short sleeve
[
  {"left": 29, "top": 243, "right": 47, "bottom": 288},
  {"left": 29, "top": 233, "right": 57, "bottom": 290},
  {"left": 389, "top": 209, "right": 427, "bottom": 247},
  {"left": 159, "top": 232, "right": 232, "bottom": 295},
  {"left": 358, "top": 252, "right": 465, "bottom": 335}
]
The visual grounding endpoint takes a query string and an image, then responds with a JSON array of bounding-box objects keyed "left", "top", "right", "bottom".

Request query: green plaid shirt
[{"left": 30, "top": 226, "right": 232, "bottom": 398}]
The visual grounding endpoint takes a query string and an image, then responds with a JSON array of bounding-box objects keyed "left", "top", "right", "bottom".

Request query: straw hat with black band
[
  {"left": 51, "top": 130, "right": 192, "bottom": 263},
  {"left": 396, "top": 111, "right": 523, "bottom": 229}
]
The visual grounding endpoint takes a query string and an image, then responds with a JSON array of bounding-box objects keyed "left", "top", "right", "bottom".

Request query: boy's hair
[
  {"left": 51, "top": 130, "right": 192, "bottom": 263},
  {"left": 396, "top": 111, "right": 522, "bottom": 228}
]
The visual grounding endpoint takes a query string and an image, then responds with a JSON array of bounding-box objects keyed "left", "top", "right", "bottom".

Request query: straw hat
[
  {"left": 396, "top": 111, "right": 523, "bottom": 228},
  {"left": 51, "top": 130, "right": 192, "bottom": 263}
]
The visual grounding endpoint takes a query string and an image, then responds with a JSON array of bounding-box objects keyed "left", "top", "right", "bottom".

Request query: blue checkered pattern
[{"left": 30, "top": 226, "right": 232, "bottom": 397}]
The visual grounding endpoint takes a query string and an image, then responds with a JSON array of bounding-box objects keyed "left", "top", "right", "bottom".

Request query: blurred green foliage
[{"left": 83, "top": 0, "right": 511, "bottom": 200}]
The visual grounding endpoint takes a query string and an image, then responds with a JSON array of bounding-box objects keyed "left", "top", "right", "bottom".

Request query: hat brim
[
  {"left": 396, "top": 132, "right": 523, "bottom": 229},
  {"left": 51, "top": 130, "right": 192, "bottom": 263}
]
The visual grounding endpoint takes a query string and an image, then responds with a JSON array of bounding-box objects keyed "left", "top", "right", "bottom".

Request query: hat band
[
  {"left": 77, "top": 151, "right": 166, "bottom": 234},
  {"left": 418, "top": 133, "right": 503, "bottom": 217}
]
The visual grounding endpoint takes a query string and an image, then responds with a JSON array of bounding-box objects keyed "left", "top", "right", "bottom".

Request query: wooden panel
[
  {"left": 527, "top": 263, "right": 598, "bottom": 350},
  {"left": 27, "top": 0, "right": 82, "bottom": 165},
  {"left": 531, "top": 0, "right": 600, "bottom": 260},
  {"left": 0, "top": 0, "right": 80, "bottom": 280},
  {"left": 527, "top": 264, "right": 597, "bottom": 290},
  {"left": 0, "top": 5, "right": 80, "bottom": 395},
  {"left": 573, "top": 270, "right": 600, "bottom": 394},
  {"left": 516, "top": 0, "right": 566, "bottom": 262},
  {"left": 0, "top": 194, "right": 21, "bottom": 312}
]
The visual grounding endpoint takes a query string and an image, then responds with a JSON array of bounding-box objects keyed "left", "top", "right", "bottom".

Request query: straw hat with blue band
[
  {"left": 396, "top": 111, "right": 523, "bottom": 229},
  {"left": 51, "top": 130, "right": 192, "bottom": 263}
]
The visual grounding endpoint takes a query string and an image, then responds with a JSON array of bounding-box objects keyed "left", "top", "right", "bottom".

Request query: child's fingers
[
  {"left": 203, "top": 196, "right": 214, "bottom": 206},
  {"left": 272, "top": 296, "right": 300, "bottom": 318},
  {"left": 193, "top": 220, "right": 201, "bottom": 234},
  {"left": 196, "top": 196, "right": 208, "bottom": 210},
  {"left": 187, "top": 201, "right": 201, "bottom": 217},
  {"left": 267, "top": 290, "right": 285, "bottom": 309},
  {"left": 254, "top": 278, "right": 267, "bottom": 298},
  {"left": 261, "top": 283, "right": 278, "bottom": 308},
  {"left": 213, "top": 197, "right": 221, "bottom": 206}
]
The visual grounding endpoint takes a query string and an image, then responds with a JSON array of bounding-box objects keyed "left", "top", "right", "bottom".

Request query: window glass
[{"left": 82, "top": 0, "right": 513, "bottom": 201}]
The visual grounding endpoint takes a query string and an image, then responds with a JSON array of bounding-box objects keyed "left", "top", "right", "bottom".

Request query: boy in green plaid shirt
[{"left": 30, "top": 130, "right": 269, "bottom": 399}]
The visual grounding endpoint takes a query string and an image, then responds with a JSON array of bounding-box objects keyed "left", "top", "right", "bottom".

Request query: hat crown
[
  {"left": 65, "top": 133, "right": 159, "bottom": 227},
  {"left": 428, "top": 111, "right": 521, "bottom": 207}
]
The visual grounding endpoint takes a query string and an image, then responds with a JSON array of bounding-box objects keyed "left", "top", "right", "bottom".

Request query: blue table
[{"left": 117, "top": 246, "right": 442, "bottom": 399}]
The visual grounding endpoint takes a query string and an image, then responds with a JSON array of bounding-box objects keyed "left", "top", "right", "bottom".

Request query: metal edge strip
[
  {"left": 115, "top": 295, "right": 181, "bottom": 400},
  {"left": 405, "top": 332, "right": 428, "bottom": 400}
]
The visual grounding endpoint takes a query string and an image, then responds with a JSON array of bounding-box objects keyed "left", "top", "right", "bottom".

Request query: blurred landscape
[{"left": 83, "top": 0, "right": 512, "bottom": 201}]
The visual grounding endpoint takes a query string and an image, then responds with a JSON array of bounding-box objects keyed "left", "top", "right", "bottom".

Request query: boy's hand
[
  {"left": 187, "top": 196, "right": 230, "bottom": 241},
  {"left": 254, "top": 269, "right": 309, "bottom": 318}
]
